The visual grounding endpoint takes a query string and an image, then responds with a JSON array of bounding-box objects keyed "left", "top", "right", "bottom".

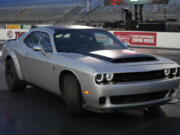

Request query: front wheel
[
  {"left": 63, "top": 73, "right": 83, "bottom": 116},
  {"left": 5, "top": 59, "right": 26, "bottom": 91}
]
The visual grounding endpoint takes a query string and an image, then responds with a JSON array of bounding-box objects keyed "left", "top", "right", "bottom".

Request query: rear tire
[
  {"left": 63, "top": 73, "right": 83, "bottom": 116},
  {"left": 5, "top": 59, "right": 26, "bottom": 91}
]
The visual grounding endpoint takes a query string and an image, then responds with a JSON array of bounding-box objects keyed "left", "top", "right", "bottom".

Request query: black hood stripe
[{"left": 76, "top": 50, "right": 157, "bottom": 63}]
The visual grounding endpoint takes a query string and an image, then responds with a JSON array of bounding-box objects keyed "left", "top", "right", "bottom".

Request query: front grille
[
  {"left": 110, "top": 90, "right": 169, "bottom": 104},
  {"left": 113, "top": 70, "right": 165, "bottom": 83}
]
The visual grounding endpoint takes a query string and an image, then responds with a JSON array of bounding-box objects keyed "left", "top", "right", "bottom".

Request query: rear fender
[{"left": 6, "top": 50, "right": 23, "bottom": 80}]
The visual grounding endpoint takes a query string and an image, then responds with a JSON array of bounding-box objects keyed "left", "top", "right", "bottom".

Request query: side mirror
[
  {"left": 33, "top": 46, "right": 47, "bottom": 55},
  {"left": 123, "top": 41, "right": 130, "bottom": 47}
]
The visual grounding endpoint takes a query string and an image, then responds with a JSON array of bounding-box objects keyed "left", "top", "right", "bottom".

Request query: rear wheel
[
  {"left": 5, "top": 59, "right": 26, "bottom": 91},
  {"left": 63, "top": 73, "right": 83, "bottom": 116}
]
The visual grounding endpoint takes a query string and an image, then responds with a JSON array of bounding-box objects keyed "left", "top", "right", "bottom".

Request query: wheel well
[
  {"left": 6, "top": 55, "right": 12, "bottom": 62},
  {"left": 59, "top": 70, "right": 81, "bottom": 93},
  {"left": 5, "top": 55, "right": 23, "bottom": 80},
  {"left": 59, "top": 70, "right": 86, "bottom": 104}
]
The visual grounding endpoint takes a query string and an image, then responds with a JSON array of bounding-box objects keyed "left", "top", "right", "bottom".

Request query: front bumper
[
  {"left": 84, "top": 97, "right": 172, "bottom": 113},
  {"left": 83, "top": 77, "right": 180, "bottom": 113}
]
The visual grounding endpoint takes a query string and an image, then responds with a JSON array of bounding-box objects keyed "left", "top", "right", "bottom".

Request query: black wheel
[
  {"left": 5, "top": 59, "right": 26, "bottom": 91},
  {"left": 63, "top": 73, "right": 83, "bottom": 116}
]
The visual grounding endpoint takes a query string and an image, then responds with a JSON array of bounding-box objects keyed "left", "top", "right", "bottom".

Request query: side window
[
  {"left": 38, "top": 32, "right": 52, "bottom": 53},
  {"left": 24, "top": 31, "right": 52, "bottom": 53},
  {"left": 24, "top": 32, "right": 39, "bottom": 48}
]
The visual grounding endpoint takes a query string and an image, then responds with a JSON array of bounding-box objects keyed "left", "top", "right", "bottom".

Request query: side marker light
[{"left": 83, "top": 90, "right": 90, "bottom": 95}]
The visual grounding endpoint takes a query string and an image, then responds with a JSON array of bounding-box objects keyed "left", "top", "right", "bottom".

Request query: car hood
[
  {"left": 57, "top": 49, "right": 177, "bottom": 73},
  {"left": 76, "top": 49, "right": 157, "bottom": 63}
]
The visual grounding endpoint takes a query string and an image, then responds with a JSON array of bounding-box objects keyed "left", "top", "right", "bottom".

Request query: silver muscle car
[{"left": 1, "top": 25, "right": 180, "bottom": 116}]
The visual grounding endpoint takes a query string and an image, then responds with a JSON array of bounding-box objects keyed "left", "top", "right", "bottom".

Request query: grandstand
[
  {"left": 0, "top": 0, "right": 81, "bottom": 8},
  {"left": 0, "top": 5, "right": 85, "bottom": 24},
  {"left": 0, "top": 0, "right": 86, "bottom": 24},
  {"left": 78, "top": 2, "right": 180, "bottom": 23},
  {"left": 0, "top": 0, "right": 180, "bottom": 31}
]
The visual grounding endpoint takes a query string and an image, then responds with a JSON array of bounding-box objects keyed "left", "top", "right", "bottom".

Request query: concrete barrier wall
[
  {"left": 157, "top": 32, "right": 180, "bottom": 49},
  {"left": 110, "top": 31, "right": 180, "bottom": 49},
  {"left": 0, "top": 29, "right": 29, "bottom": 41}
]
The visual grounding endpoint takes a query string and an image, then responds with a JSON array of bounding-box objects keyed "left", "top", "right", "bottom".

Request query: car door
[{"left": 23, "top": 31, "right": 54, "bottom": 91}]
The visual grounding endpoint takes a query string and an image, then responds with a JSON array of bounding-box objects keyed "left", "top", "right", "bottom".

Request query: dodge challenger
[{"left": 1, "top": 25, "right": 180, "bottom": 116}]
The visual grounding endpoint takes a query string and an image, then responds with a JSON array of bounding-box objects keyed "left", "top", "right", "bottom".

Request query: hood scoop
[{"left": 112, "top": 55, "right": 157, "bottom": 63}]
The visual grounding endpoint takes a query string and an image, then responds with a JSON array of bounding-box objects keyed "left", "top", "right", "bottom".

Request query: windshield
[{"left": 54, "top": 29, "right": 127, "bottom": 52}]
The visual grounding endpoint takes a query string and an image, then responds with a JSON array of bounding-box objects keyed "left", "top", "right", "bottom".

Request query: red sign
[
  {"left": 114, "top": 32, "right": 157, "bottom": 46},
  {"left": 15, "top": 32, "right": 25, "bottom": 39},
  {"left": 104, "top": 0, "right": 168, "bottom": 5}
]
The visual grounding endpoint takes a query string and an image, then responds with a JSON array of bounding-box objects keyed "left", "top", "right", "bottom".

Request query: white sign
[{"left": 0, "top": 29, "right": 29, "bottom": 40}]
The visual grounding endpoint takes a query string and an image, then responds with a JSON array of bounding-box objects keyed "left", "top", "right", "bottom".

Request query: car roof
[
  {"left": 30, "top": 25, "right": 103, "bottom": 33},
  {"left": 43, "top": 25, "right": 104, "bottom": 33},
  {"left": 46, "top": 25, "right": 97, "bottom": 30}
]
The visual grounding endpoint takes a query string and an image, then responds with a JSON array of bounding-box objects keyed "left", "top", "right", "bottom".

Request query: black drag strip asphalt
[{"left": 0, "top": 48, "right": 180, "bottom": 135}]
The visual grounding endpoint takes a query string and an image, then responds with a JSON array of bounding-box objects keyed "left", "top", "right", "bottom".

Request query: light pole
[
  {"left": 87, "top": 0, "right": 91, "bottom": 13},
  {"left": 86, "top": 0, "right": 91, "bottom": 25}
]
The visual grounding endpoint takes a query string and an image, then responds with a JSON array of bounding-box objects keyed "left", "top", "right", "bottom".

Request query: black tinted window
[
  {"left": 38, "top": 32, "right": 52, "bottom": 52},
  {"left": 25, "top": 31, "right": 52, "bottom": 52},
  {"left": 24, "top": 32, "right": 39, "bottom": 48},
  {"left": 54, "top": 29, "right": 127, "bottom": 52}
]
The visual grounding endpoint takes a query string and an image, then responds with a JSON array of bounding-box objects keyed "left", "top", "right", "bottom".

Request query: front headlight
[
  {"left": 164, "top": 69, "right": 170, "bottom": 76},
  {"left": 95, "top": 74, "right": 104, "bottom": 83},
  {"left": 105, "top": 73, "right": 114, "bottom": 81},
  {"left": 172, "top": 68, "right": 178, "bottom": 76},
  {"left": 95, "top": 73, "right": 114, "bottom": 83}
]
